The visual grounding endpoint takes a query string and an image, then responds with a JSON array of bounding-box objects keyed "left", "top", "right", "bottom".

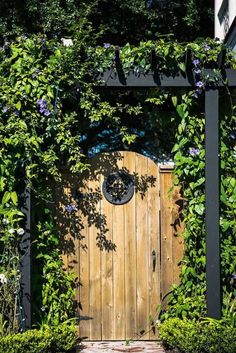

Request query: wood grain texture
[
  {"left": 147, "top": 159, "right": 160, "bottom": 339},
  {"left": 136, "top": 153, "right": 149, "bottom": 339},
  {"left": 160, "top": 166, "right": 184, "bottom": 306},
  {"left": 58, "top": 154, "right": 183, "bottom": 341},
  {"left": 160, "top": 170, "right": 173, "bottom": 300},
  {"left": 112, "top": 152, "right": 125, "bottom": 340},
  {"left": 101, "top": 175, "right": 114, "bottom": 340},
  {"left": 88, "top": 166, "right": 102, "bottom": 340},
  {"left": 124, "top": 152, "right": 137, "bottom": 340},
  {"left": 78, "top": 177, "right": 90, "bottom": 339}
]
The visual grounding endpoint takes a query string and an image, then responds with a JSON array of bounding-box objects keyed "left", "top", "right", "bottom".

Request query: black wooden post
[
  {"left": 205, "top": 88, "right": 221, "bottom": 319},
  {"left": 19, "top": 186, "right": 32, "bottom": 329}
]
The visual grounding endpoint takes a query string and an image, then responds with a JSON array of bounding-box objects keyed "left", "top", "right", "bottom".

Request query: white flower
[
  {"left": 2, "top": 218, "right": 9, "bottom": 224},
  {"left": 0, "top": 274, "right": 7, "bottom": 284},
  {"left": 8, "top": 228, "right": 15, "bottom": 234},
  {"left": 61, "top": 38, "right": 73, "bottom": 47},
  {"left": 17, "top": 228, "right": 25, "bottom": 235}
]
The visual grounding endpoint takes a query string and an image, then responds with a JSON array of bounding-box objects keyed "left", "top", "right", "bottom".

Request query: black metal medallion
[{"left": 102, "top": 171, "right": 134, "bottom": 205}]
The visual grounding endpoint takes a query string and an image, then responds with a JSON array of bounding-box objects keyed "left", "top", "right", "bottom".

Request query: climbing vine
[{"left": 0, "top": 34, "right": 235, "bottom": 334}]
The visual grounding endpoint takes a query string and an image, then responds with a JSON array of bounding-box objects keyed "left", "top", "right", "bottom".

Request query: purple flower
[
  {"left": 65, "top": 204, "right": 78, "bottom": 213},
  {"left": 104, "top": 43, "right": 111, "bottom": 49},
  {"left": 231, "top": 274, "right": 236, "bottom": 280},
  {"left": 23, "top": 94, "right": 28, "bottom": 99},
  {"left": 37, "top": 99, "right": 47, "bottom": 108},
  {"left": 204, "top": 44, "right": 211, "bottom": 51},
  {"left": 3, "top": 106, "right": 8, "bottom": 113},
  {"left": 37, "top": 99, "right": 51, "bottom": 115},
  {"left": 14, "top": 110, "right": 19, "bottom": 116},
  {"left": 21, "top": 35, "right": 27, "bottom": 40},
  {"left": 43, "top": 109, "right": 51, "bottom": 116},
  {"left": 40, "top": 38, "right": 46, "bottom": 44},
  {"left": 37, "top": 99, "right": 47, "bottom": 107},
  {"left": 189, "top": 147, "right": 200, "bottom": 156},
  {"left": 196, "top": 81, "right": 204, "bottom": 88},
  {"left": 35, "top": 68, "right": 40, "bottom": 74},
  {"left": 193, "top": 59, "right": 200, "bottom": 67}
]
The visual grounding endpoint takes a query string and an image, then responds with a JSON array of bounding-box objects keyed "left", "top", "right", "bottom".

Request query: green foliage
[
  {"left": 161, "top": 88, "right": 236, "bottom": 320},
  {"left": 0, "top": 33, "right": 235, "bottom": 333},
  {"left": 0, "top": 322, "right": 77, "bottom": 353},
  {"left": 159, "top": 318, "right": 236, "bottom": 353},
  {"left": 33, "top": 209, "right": 78, "bottom": 326},
  {"left": 0, "top": 0, "right": 214, "bottom": 44},
  {"left": 95, "top": 38, "right": 236, "bottom": 76}
]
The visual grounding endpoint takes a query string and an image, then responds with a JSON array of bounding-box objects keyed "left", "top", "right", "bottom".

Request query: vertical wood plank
[
  {"left": 148, "top": 159, "right": 160, "bottom": 339},
  {"left": 89, "top": 171, "right": 102, "bottom": 340},
  {"left": 78, "top": 177, "right": 90, "bottom": 339},
  {"left": 101, "top": 172, "right": 114, "bottom": 340},
  {"left": 124, "top": 152, "right": 137, "bottom": 340},
  {"left": 136, "top": 153, "right": 149, "bottom": 340},
  {"left": 160, "top": 168, "right": 174, "bottom": 301},
  {"left": 172, "top": 186, "right": 184, "bottom": 284},
  {"left": 113, "top": 152, "right": 125, "bottom": 340}
]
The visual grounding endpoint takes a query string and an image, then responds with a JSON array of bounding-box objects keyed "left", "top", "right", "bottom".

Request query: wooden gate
[{"left": 56, "top": 151, "right": 183, "bottom": 341}]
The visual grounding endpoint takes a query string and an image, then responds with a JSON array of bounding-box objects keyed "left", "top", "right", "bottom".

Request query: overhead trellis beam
[{"left": 99, "top": 69, "right": 236, "bottom": 87}]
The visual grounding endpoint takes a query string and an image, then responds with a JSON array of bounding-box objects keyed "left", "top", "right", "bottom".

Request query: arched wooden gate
[{"left": 55, "top": 151, "right": 183, "bottom": 340}]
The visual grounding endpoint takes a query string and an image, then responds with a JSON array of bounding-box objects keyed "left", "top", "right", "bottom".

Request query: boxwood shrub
[
  {"left": 159, "top": 318, "right": 236, "bottom": 353},
  {"left": 0, "top": 323, "right": 77, "bottom": 353}
]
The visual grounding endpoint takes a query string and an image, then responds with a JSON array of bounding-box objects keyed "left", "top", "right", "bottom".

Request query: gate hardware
[{"left": 152, "top": 250, "right": 156, "bottom": 272}]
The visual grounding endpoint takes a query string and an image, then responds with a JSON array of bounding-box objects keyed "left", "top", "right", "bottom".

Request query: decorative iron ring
[{"left": 102, "top": 171, "right": 134, "bottom": 205}]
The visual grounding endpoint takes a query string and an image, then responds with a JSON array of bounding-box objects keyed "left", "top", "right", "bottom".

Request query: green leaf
[
  {"left": 176, "top": 105, "right": 187, "bottom": 119},
  {"left": 178, "top": 62, "right": 186, "bottom": 73},
  {"left": 172, "top": 96, "right": 177, "bottom": 107},
  {"left": 16, "top": 101, "right": 21, "bottom": 110},
  {"left": 2, "top": 191, "right": 11, "bottom": 205},
  {"left": 11, "top": 191, "right": 18, "bottom": 205},
  {"left": 195, "top": 204, "right": 204, "bottom": 215}
]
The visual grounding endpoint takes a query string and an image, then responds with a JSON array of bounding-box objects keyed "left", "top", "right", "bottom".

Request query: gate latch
[{"left": 152, "top": 250, "right": 156, "bottom": 272}]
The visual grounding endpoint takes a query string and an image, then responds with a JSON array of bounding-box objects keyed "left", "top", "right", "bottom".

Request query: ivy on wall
[{"left": 0, "top": 35, "right": 235, "bottom": 333}]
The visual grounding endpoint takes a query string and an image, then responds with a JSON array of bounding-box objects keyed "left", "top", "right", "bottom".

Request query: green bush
[
  {"left": 159, "top": 318, "right": 236, "bottom": 353},
  {"left": 0, "top": 323, "right": 77, "bottom": 353}
]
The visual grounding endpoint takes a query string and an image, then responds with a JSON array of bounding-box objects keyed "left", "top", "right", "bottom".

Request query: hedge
[
  {"left": 159, "top": 318, "right": 236, "bottom": 353},
  {"left": 0, "top": 323, "right": 77, "bottom": 353}
]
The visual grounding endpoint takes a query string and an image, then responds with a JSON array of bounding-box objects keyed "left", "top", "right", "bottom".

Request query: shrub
[
  {"left": 0, "top": 323, "right": 77, "bottom": 353},
  {"left": 159, "top": 318, "right": 236, "bottom": 353}
]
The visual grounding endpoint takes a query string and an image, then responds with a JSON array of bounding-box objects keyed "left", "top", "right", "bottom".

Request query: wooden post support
[
  {"left": 19, "top": 186, "right": 32, "bottom": 329},
  {"left": 205, "top": 88, "right": 221, "bottom": 319}
]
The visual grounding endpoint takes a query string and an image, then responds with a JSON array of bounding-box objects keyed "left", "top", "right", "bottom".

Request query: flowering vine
[{"left": 0, "top": 34, "right": 235, "bottom": 334}]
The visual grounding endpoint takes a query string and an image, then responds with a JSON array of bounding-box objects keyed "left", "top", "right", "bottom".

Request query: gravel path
[{"left": 77, "top": 341, "right": 166, "bottom": 353}]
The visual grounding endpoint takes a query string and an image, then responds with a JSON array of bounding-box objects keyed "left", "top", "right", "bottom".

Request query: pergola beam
[{"left": 99, "top": 69, "right": 236, "bottom": 87}]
